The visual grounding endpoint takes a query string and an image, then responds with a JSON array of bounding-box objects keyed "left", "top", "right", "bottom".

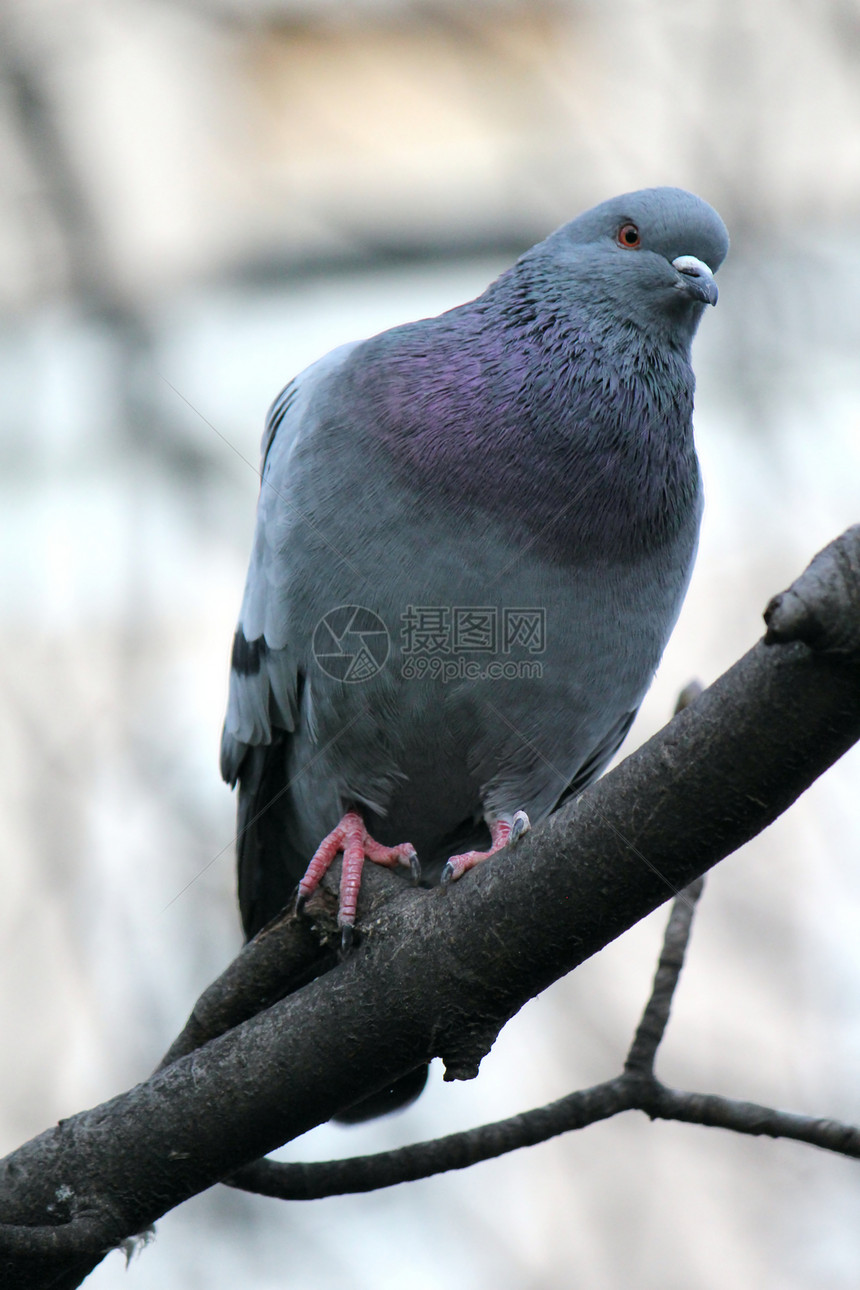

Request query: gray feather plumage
[{"left": 222, "top": 186, "right": 728, "bottom": 939}]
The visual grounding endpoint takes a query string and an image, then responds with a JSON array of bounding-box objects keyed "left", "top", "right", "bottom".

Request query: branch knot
[{"left": 764, "top": 524, "right": 860, "bottom": 657}]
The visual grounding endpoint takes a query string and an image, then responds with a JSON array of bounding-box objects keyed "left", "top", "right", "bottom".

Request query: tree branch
[
  {"left": 221, "top": 1080, "right": 860, "bottom": 1197},
  {"left": 225, "top": 1078, "right": 636, "bottom": 1200},
  {"left": 765, "top": 523, "right": 860, "bottom": 656},
  {"left": 2, "top": 525, "right": 860, "bottom": 1289},
  {"left": 624, "top": 877, "right": 704, "bottom": 1076},
  {"left": 156, "top": 902, "right": 337, "bottom": 1074},
  {"left": 228, "top": 876, "right": 708, "bottom": 1201},
  {"left": 227, "top": 872, "right": 860, "bottom": 1203},
  {"left": 640, "top": 1086, "right": 860, "bottom": 1157}
]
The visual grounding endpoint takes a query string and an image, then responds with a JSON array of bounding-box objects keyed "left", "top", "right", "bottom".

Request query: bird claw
[
  {"left": 409, "top": 852, "right": 422, "bottom": 884},
  {"left": 509, "top": 810, "right": 531, "bottom": 845},
  {"left": 297, "top": 811, "right": 419, "bottom": 937},
  {"left": 442, "top": 811, "right": 530, "bottom": 884},
  {"left": 340, "top": 922, "right": 355, "bottom": 954}
]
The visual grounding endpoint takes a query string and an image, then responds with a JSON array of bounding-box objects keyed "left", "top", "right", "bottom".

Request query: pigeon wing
[{"left": 220, "top": 341, "right": 359, "bottom": 935}]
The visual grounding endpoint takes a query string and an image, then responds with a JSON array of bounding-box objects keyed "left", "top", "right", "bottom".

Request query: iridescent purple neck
[{"left": 341, "top": 270, "right": 701, "bottom": 563}]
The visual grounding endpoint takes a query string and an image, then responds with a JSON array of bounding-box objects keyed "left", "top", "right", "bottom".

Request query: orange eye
[{"left": 617, "top": 222, "right": 641, "bottom": 249}]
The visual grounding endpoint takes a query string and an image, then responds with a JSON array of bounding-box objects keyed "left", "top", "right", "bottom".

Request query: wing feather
[{"left": 221, "top": 340, "right": 359, "bottom": 778}]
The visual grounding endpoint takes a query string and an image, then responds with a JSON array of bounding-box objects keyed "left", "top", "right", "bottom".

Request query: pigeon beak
[{"left": 671, "top": 255, "right": 719, "bottom": 306}]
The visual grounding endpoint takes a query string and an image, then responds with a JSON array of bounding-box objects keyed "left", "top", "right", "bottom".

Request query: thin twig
[
  {"left": 225, "top": 1078, "right": 635, "bottom": 1199},
  {"left": 225, "top": 1076, "right": 860, "bottom": 1201},
  {"left": 642, "top": 1086, "right": 860, "bottom": 1156},
  {"left": 624, "top": 877, "right": 705, "bottom": 1075}
]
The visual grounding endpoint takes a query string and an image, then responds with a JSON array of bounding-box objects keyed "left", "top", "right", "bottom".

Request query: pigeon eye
[{"left": 617, "top": 222, "right": 641, "bottom": 249}]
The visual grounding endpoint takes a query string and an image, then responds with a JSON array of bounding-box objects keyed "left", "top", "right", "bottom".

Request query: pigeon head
[{"left": 541, "top": 186, "right": 729, "bottom": 347}]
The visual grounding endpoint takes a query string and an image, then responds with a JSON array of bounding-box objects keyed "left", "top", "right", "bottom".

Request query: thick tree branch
[
  {"left": 227, "top": 873, "right": 860, "bottom": 1202},
  {"left": 2, "top": 525, "right": 860, "bottom": 1289},
  {"left": 228, "top": 877, "right": 708, "bottom": 1201},
  {"left": 765, "top": 523, "right": 860, "bottom": 656},
  {"left": 156, "top": 904, "right": 337, "bottom": 1074}
]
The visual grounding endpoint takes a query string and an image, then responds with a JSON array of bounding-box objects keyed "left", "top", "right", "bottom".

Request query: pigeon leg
[
  {"left": 442, "top": 809, "right": 531, "bottom": 885},
  {"left": 296, "top": 810, "right": 419, "bottom": 946}
]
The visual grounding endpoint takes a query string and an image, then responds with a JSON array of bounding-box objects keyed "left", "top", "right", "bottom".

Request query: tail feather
[
  {"left": 235, "top": 733, "right": 309, "bottom": 939},
  {"left": 231, "top": 732, "right": 431, "bottom": 1121}
]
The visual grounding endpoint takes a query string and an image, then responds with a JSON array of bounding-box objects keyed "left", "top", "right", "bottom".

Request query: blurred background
[{"left": 2, "top": 0, "right": 860, "bottom": 1286}]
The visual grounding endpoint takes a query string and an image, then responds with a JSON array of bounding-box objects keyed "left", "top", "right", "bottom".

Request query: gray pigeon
[{"left": 221, "top": 187, "right": 727, "bottom": 1110}]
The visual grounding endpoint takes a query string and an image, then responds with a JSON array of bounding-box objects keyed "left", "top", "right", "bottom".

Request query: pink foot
[
  {"left": 297, "top": 810, "right": 419, "bottom": 946},
  {"left": 442, "top": 810, "right": 531, "bottom": 885}
]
